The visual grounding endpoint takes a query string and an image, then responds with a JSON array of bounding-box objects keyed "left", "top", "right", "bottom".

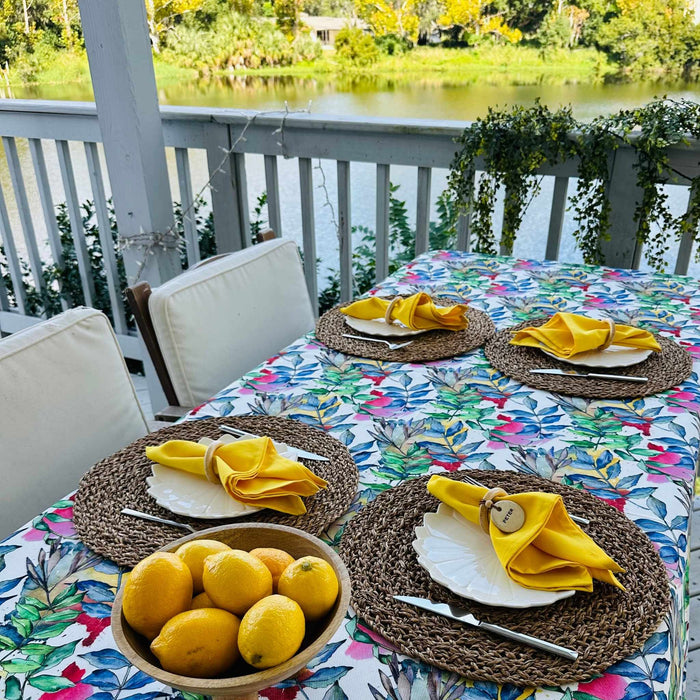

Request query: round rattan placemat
[
  {"left": 316, "top": 298, "right": 495, "bottom": 362},
  {"left": 74, "top": 416, "right": 359, "bottom": 567},
  {"left": 339, "top": 470, "right": 670, "bottom": 687},
  {"left": 484, "top": 319, "right": 692, "bottom": 399}
]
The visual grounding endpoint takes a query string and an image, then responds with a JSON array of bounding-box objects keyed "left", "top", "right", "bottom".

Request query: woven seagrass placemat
[
  {"left": 316, "top": 298, "right": 495, "bottom": 362},
  {"left": 74, "top": 416, "right": 358, "bottom": 567},
  {"left": 339, "top": 470, "right": 670, "bottom": 687},
  {"left": 484, "top": 318, "right": 692, "bottom": 399}
]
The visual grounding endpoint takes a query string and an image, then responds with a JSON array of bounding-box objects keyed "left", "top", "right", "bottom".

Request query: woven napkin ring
[
  {"left": 384, "top": 297, "right": 401, "bottom": 325},
  {"left": 479, "top": 488, "right": 526, "bottom": 534},
  {"left": 600, "top": 318, "right": 616, "bottom": 351},
  {"left": 203, "top": 439, "right": 226, "bottom": 483}
]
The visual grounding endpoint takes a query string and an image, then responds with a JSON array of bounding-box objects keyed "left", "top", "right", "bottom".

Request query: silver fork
[
  {"left": 341, "top": 333, "right": 414, "bottom": 350},
  {"left": 460, "top": 474, "right": 590, "bottom": 526}
]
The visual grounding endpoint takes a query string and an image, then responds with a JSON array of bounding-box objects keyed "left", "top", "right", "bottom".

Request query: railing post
[
  {"left": 78, "top": 0, "right": 180, "bottom": 413},
  {"left": 77, "top": 0, "right": 181, "bottom": 287},
  {"left": 206, "top": 126, "right": 245, "bottom": 253},
  {"left": 600, "top": 147, "right": 644, "bottom": 269}
]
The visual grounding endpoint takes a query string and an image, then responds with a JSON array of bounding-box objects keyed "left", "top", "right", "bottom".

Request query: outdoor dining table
[{"left": 1, "top": 249, "right": 699, "bottom": 700}]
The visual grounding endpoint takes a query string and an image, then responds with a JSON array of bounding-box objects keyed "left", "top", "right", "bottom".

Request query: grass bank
[
  {"left": 9, "top": 44, "right": 614, "bottom": 93},
  {"left": 235, "top": 45, "right": 613, "bottom": 84}
]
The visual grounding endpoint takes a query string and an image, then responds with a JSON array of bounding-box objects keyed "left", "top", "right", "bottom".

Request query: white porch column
[
  {"left": 77, "top": 0, "right": 181, "bottom": 286},
  {"left": 78, "top": 0, "right": 181, "bottom": 412}
]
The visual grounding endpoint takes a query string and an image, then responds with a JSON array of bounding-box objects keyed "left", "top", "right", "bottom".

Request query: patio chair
[
  {"left": 126, "top": 236, "right": 315, "bottom": 415},
  {"left": 0, "top": 307, "right": 149, "bottom": 537}
]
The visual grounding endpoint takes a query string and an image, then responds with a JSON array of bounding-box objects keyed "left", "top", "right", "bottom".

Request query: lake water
[{"left": 5, "top": 74, "right": 700, "bottom": 288}]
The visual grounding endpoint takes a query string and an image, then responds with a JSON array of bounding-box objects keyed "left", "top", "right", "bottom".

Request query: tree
[
  {"left": 334, "top": 25, "right": 380, "bottom": 63},
  {"left": 491, "top": 0, "right": 554, "bottom": 33},
  {"left": 47, "top": 0, "right": 80, "bottom": 47},
  {"left": 537, "top": 3, "right": 589, "bottom": 48},
  {"left": 354, "top": 0, "right": 420, "bottom": 42},
  {"left": 595, "top": 0, "right": 700, "bottom": 76},
  {"left": 145, "top": 0, "right": 207, "bottom": 51},
  {"left": 437, "top": 0, "right": 522, "bottom": 43},
  {"left": 274, "top": 0, "right": 301, "bottom": 33}
]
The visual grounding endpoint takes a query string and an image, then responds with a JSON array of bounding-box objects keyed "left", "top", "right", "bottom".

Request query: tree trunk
[
  {"left": 62, "top": 0, "right": 72, "bottom": 40},
  {"left": 22, "top": 0, "right": 30, "bottom": 33}
]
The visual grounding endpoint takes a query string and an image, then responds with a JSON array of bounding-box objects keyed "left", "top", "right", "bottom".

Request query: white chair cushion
[
  {"left": 0, "top": 308, "right": 148, "bottom": 537},
  {"left": 149, "top": 238, "right": 315, "bottom": 406}
]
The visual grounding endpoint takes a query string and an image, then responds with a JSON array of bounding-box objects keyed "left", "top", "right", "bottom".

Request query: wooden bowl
[{"left": 111, "top": 523, "right": 351, "bottom": 700}]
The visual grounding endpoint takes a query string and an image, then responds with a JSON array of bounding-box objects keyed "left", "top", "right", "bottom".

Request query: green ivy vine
[{"left": 448, "top": 97, "right": 700, "bottom": 271}]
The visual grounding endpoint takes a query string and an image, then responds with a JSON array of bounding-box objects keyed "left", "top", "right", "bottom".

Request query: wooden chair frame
[{"left": 126, "top": 229, "right": 276, "bottom": 419}]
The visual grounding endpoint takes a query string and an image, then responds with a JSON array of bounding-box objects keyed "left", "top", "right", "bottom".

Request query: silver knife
[
  {"left": 530, "top": 368, "right": 648, "bottom": 384},
  {"left": 393, "top": 595, "right": 578, "bottom": 661},
  {"left": 219, "top": 425, "right": 329, "bottom": 462},
  {"left": 121, "top": 508, "right": 196, "bottom": 533}
]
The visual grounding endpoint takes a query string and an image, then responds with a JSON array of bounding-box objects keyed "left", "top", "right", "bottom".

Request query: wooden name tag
[{"left": 490, "top": 500, "right": 525, "bottom": 533}]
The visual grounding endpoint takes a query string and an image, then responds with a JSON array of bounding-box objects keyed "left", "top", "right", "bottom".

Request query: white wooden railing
[{"left": 1, "top": 99, "right": 699, "bottom": 361}]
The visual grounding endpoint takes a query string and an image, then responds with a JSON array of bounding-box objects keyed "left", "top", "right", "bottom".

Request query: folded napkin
[
  {"left": 341, "top": 292, "right": 468, "bottom": 331},
  {"left": 509, "top": 312, "right": 661, "bottom": 359},
  {"left": 427, "top": 475, "right": 625, "bottom": 592},
  {"left": 146, "top": 437, "right": 327, "bottom": 515}
]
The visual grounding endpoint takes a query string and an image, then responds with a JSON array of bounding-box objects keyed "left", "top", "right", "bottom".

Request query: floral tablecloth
[{"left": 2, "top": 250, "right": 699, "bottom": 700}]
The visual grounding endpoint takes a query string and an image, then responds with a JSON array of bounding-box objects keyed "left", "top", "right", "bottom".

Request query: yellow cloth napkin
[
  {"left": 509, "top": 312, "right": 661, "bottom": 359},
  {"left": 427, "top": 475, "right": 625, "bottom": 592},
  {"left": 341, "top": 292, "right": 468, "bottom": 331},
  {"left": 146, "top": 437, "right": 327, "bottom": 515}
]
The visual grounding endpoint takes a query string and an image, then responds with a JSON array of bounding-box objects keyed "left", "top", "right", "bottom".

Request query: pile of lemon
[{"left": 122, "top": 539, "right": 339, "bottom": 678}]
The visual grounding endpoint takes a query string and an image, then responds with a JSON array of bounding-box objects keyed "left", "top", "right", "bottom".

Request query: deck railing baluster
[
  {"left": 233, "top": 153, "right": 251, "bottom": 248},
  {"left": 545, "top": 177, "right": 569, "bottom": 261},
  {"left": 84, "top": 142, "right": 128, "bottom": 334},
  {"left": 415, "top": 166, "right": 432, "bottom": 255},
  {"left": 298, "top": 157, "right": 318, "bottom": 316},
  {"left": 55, "top": 139, "right": 96, "bottom": 307},
  {"left": 456, "top": 212, "right": 471, "bottom": 252},
  {"left": 174, "top": 147, "right": 200, "bottom": 267},
  {"left": 375, "top": 163, "right": 390, "bottom": 283},
  {"left": 0, "top": 180, "right": 26, "bottom": 314},
  {"left": 28, "top": 138, "right": 68, "bottom": 311},
  {"left": 674, "top": 182, "right": 699, "bottom": 276},
  {"left": 2, "top": 137, "right": 46, "bottom": 300},
  {"left": 264, "top": 155, "right": 282, "bottom": 238},
  {"left": 337, "top": 160, "right": 352, "bottom": 302}
]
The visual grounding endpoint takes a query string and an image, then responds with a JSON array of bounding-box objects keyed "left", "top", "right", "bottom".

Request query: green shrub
[
  {"left": 334, "top": 27, "right": 379, "bottom": 66},
  {"left": 162, "top": 13, "right": 320, "bottom": 71},
  {"left": 375, "top": 33, "right": 412, "bottom": 55}
]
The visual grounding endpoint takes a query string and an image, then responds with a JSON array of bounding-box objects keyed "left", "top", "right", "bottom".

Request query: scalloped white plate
[
  {"left": 541, "top": 344, "right": 652, "bottom": 368},
  {"left": 344, "top": 315, "right": 430, "bottom": 338},
  {"left": 146, "top": 434, "right": 299, "bottom": 519},
  {"left": 413, "top": 504, "right": 576, "bottom": 608}
]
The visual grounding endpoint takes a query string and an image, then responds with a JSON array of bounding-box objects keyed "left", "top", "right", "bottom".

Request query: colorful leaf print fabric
[{"left": 1, "top": 251, "right": 698, "bottom": 699}]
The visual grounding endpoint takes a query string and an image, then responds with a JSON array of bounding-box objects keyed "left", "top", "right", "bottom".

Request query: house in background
[{"left": 300, "top": 14, "right": 368, "bottom": 46}]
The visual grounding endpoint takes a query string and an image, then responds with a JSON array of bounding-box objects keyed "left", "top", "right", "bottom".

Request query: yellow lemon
[
  {"left": 122, "top": 552, "right": 193, "bottom": 640},
  {"left": 238, "top": 595, "right": 305, "bottom": 669},
  {"left": 277, "top": 556, "right": 339, "bottom": 621},
  {"left": 151, "top": 608, "right": 241, "bottom": 677},
  {"left": 175, "top": 539, "right": 232, "bottom": 593},
  {"left": 249, "top": 547, "right": 295, "bottom": 591},
  {"left": 191, "top": 592, "right": 216, "bottom": 609},
  {"left": 202, "top": 550, "right": 272, "bottom": 616}
]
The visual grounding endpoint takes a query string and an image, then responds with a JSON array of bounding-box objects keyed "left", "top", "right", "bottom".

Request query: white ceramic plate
[
  {"left": 413, "top": 504, "right": 576, "bottom": 608},
  {"left": 146, "top": 435, "right": 299, "bottom": 519},
  {"left": 541, "top": 344, "right": 652, "bottom": 368},
  {"left": 344, "top": 315, "right": 430, "bottom": 338}
]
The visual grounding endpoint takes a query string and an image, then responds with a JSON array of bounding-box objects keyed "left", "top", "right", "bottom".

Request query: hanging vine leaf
[
  {"left": 448, "top": 101, "right": 577, "bottom": 256},
  {"left": 449, "top": 97, "right": 700, "bottom": 272}
]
